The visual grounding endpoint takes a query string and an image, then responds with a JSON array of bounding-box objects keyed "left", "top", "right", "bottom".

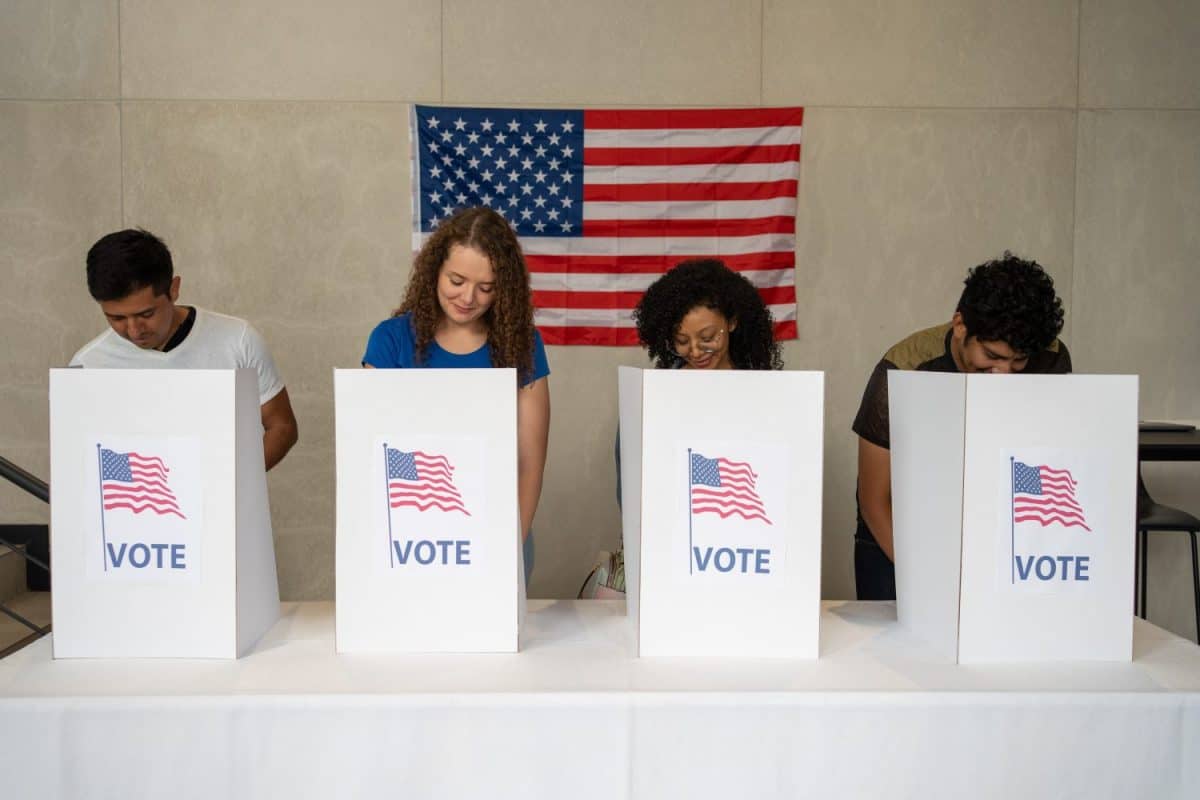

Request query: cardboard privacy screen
[
  {"left": 890, "top": 372, "right": 1137, "bottom": 663},
  {"left": 620, "top": 367, "right": 824, "bottom": 658},
  {"left": 334, "top": 369, "right": 521, "bottom": 653},
  {"left": 50, "top": 368, "right": 279, "bottom": 659}
]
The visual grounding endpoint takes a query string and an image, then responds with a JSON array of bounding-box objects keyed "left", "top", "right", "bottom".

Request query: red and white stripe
[
  {"left": 691, "top": 456, "right": 772, "bottom": 525},
  {"left": 1014, "top": 465, "right": 1089, "bottom": 531},
  {"left": 102, "top": 451, "right": 184, "bottom": 518}
]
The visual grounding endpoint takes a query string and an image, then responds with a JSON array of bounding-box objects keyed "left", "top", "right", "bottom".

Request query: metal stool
[{"left": 1136, "top": 475, "right": 1200, "bottom": 643}]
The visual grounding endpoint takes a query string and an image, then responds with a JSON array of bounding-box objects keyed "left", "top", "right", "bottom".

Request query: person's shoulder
[
  {"left": 364, "top": 313, "right": 417, "bottom": 367},
  {"left": 369, "top": 313, "right": 416, "bottom": 342},
  {"left": 1031, "top": 337, "right": 1072, "bottom": 374},
  {"left": 69, "top": 328, "right": 119, "bottom": 366},
  {"left": 882, "top": 323, "right": 950, "bottom": 370},
  {"left": 372, "top": 312, "right": 413, "bottom": 330},
  {"left": 190, "top": 307, "right": 256, "bottom": 342},
  {"left": 194, "top": 307, "right": 249, "bottom": 329},
  {"left": 194, "top": 307, "right": 278, "bottom": 356}
]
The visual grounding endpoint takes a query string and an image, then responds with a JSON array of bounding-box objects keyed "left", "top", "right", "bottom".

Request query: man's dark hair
[
  {"left": 85, "top": 229, "right": 174, "bottom": 301},
  {"left": 956, "top": 252, "right": 1064, "bottom": 355}
]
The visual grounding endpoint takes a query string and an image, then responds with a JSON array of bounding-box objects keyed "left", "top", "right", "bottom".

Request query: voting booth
[
  {"left": 619, "top": 367, "right": 824, "bottom": 658},
  {"left": 334, "top": 369, "right": 521, "bottom": 653},
  {"left": 890, "top": 372, "right": 1138, "bottom": 663},
  {"left": 49, "top": 368, "right": 280, "bottom": 659}
]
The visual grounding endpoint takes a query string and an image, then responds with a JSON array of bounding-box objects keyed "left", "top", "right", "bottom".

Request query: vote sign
[
  {"left": 1000, "top": 450, "right": 1108, "bottom": 593},
  {"left": 86, "top": 435, "right": 204, "bottom": 583},
  {"left": 334, "top": 368, "right": 520, "bottom": 653},
  {"left": 373, "top": 438, "right": 486, "bottom": 573},
  {"left": 683, "top": 443, "right": 789, "bottom": 581}
]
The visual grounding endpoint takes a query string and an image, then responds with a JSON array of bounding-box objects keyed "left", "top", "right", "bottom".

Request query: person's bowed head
[{"left": 632, "top": 259, "right": 782, "bottom": 371}]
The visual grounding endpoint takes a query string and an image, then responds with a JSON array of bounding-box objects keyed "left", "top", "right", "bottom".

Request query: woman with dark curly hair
[
  {"left": 362, "top": 206, "right": 550, "bottom": 581},
  {"left": 632, "top": 258, "right": 782, "bottom": 371},
  {"left": 605, "top": 259, "right": 782, "bottom": 533}
]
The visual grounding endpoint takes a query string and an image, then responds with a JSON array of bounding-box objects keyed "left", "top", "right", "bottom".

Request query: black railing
[
  {"left": 0, "top": 455, "right": 51, "bottom": 642},
  {"left": 0, "top": 455, "right": 49, "bottom": 503}
]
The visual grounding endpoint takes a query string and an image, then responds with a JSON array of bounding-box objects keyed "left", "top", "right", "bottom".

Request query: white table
[{"left": 2, "top": 600, "right": 1198, "bottom": 799}]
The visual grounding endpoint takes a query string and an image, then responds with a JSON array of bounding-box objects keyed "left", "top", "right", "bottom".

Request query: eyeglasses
[{"left": 673, "top": 329, "right": 726, "bottom": 355}]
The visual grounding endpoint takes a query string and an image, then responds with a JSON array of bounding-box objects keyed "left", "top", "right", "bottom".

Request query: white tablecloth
[{"left": 1, "top": 600, "right": 1197, "bottom": 799}]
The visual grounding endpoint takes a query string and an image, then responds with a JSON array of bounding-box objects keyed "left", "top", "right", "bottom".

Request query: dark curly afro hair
[
  {"left": 956, "top": 251, "right": 1064, "bottom": 355},
  {"left": 632, "top": 259, "right": 782, "bottom": 370}
]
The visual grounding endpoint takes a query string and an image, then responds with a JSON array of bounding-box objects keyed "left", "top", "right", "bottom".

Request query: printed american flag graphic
[
  {"left": 690, "top": 452, "right": 771, "bottom": 525},
  {"left": 1012, "top": 460, "right": 1090, "bottom": 531},
  {"left": 386, "top": 447, "right": 470, "bottom": 516},
  {"left": 99, "top": 447, "right": 185, "bottom": 519},
  {"left": 411, "top": 104, "right": 803, "bottom": 346}
]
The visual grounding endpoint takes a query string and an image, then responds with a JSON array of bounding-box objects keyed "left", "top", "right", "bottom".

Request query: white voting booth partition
[
  {"left": 334, "top": 369, "right": 521, "bottom": 653},
  {"left": 49, "top": 368, "right": 279, "bottom": 658},
  {"left": 619, "top": 367, "right": 824, "bottom": 658},
  {"left": 890, "top": 372, "right": 1138, "bottom": 663}
]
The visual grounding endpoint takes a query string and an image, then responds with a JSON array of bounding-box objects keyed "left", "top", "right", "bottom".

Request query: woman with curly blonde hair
[{"left": 363, "top": 206, "right": 550, "bottom": 581}]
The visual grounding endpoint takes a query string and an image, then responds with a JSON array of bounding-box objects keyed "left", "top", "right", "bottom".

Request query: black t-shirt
[{"left": 851, "top": 322, "right": 1072, "bottom": 543}]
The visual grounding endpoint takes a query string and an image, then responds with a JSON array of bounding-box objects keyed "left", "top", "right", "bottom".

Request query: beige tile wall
[
  {"left": 444, "top": 0, "right": 763, "bottom": 105},
  {"left": 1080, "top": 0, "right": 1200, "bottom": 109},
  {"left": 0, "top": 101, "right": 121, "bottom": 524},
  {"left": 0, "top": 1, "right": 119, "bottom": 98},
  {"left": 764, "top": 0, "right": 1079, "bottom": 108},
  {"left": 120, "top": 1, "right": 442, "bottom": 100},
  {"left": 2, "top": 1, "right": 1198, "bottom": 638}
]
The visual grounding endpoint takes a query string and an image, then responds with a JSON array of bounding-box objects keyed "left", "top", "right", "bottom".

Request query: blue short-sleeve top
[{"left": 363, "top": 313, "right": 550, "bottom": 386}]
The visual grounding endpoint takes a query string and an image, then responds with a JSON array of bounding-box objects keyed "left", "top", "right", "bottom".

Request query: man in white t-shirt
[{"left": 70, "top": 229, "right": 299, "bottom": 470}]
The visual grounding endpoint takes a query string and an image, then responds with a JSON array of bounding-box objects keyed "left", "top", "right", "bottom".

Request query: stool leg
[
  {"left": 1135, "top": 530, "right": 1143, "bottom": 617},
  {"left": 1134, "top": 530, "right": 1143, "bottom": 617},
  {"left": 1190, "top": 531, "right": 1200, "bottom": 644},
  {"left": 1139, "top": 529, "right": 1149, "bottom": 620}
]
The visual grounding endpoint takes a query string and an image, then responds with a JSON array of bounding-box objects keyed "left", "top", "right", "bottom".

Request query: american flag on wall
[
  {"left": 1012, "top": 460, "right": 1090, "bottom": 532},
  {"left": 690, "top": 451, "right": 772, "bottom": 525},
  {"left": 99, "top": 447, "right": 185, "bottom": 519},
  {"left": 411, "top": 105, "right": 803, "bottom": 346}
]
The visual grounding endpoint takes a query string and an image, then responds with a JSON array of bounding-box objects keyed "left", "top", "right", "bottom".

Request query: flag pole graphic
[
  {"left": 687, "top": 448, "right": 694, "bottom": 575},
  {"left": 383, "top": 443, "right": 395, "bottom": 568},
  {"left": 97, "top": 444, "right": 109, "bottom": 571},
  {"left": 1010, "top": 456, "right": 1016, "bottom": 585}
]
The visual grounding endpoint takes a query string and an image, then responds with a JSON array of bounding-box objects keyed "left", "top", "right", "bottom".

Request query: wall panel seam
[
  {"left": 117, "top": 0, "right": 124, "bottom": 226},
  {"left": 1067, "top": 0, "right": 1081, "bottom": 336},
  {"left": 440, "top": 0, "right": 446, "bottom": 101}
]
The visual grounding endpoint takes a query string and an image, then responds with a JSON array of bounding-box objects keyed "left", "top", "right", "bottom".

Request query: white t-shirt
[{"left": 69, "top": 307, "right": 285, "bottom": 405}]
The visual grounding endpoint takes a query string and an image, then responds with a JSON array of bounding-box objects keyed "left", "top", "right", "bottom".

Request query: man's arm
[
  {"left": 516, "top": 377, "right": 550, "bottom": 539},
  {"left": 857, "top": 436, "right": 894, "bottom": 561},
  {"left": 261, "top": 387, "right": 299, "bottom": 470}
]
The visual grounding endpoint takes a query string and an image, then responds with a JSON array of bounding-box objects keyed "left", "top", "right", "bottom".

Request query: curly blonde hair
[{"left": 395, "top": 206, "right": 536, "bottom": 380}]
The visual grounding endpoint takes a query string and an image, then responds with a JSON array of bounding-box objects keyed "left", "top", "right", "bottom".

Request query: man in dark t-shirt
[{"left": 851, "top": 253, "right": 1072, "bottom": 600}]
